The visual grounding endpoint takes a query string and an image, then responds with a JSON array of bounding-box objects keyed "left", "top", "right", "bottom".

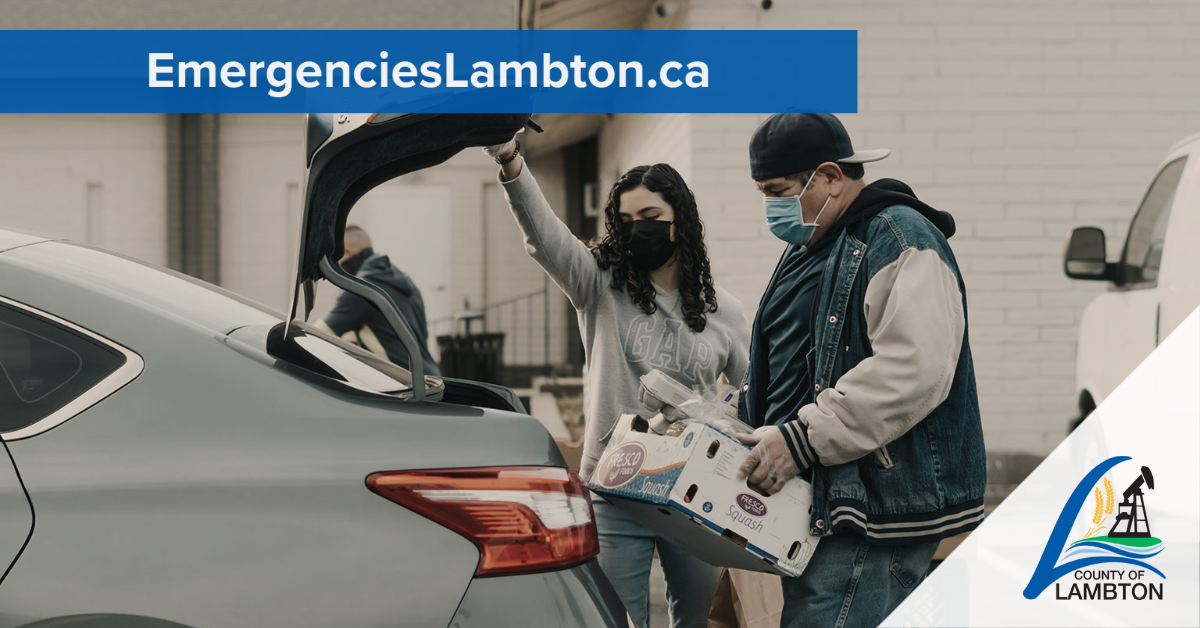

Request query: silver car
[{"left": 0, "top": 113, "right": 626, "bottom": 627}]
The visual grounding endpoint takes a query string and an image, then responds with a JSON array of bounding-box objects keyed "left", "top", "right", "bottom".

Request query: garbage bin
[{"left": 436, "top": 332, "right": 506, "bottom": 384}]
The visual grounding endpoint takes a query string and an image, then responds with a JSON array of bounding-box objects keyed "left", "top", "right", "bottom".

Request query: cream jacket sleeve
[{"left": 795, "top": 246, "right": 966, "bottom": 467}]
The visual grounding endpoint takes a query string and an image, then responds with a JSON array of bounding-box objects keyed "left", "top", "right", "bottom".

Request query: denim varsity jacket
[{"left": 738, "top": 204, "right": 988, "bottom": 546}]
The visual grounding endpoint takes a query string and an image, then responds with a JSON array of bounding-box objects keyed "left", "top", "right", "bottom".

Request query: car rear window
[{"left": 0, "top": 302, "right": 127, "bottom": 433}]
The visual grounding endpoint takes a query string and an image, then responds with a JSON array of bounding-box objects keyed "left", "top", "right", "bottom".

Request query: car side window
[
  {"left": 0, "top": 303, "right": 127, "bottom": 433},
  {"left": 1119, "top": 157, "right": 1187, "bottom": 290}
]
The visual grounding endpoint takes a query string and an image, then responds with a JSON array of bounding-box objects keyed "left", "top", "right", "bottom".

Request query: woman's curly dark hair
[{"left": 588, "top": 163, "right": 718, "bottom": 333}]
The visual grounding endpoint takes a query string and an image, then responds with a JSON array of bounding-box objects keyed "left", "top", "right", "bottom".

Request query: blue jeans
[
  {"left": 593, "top": 497, "right": 721, "bottom": 628},
  {"left": 780, "top": 533, "right": 938, "bottom": 628}
]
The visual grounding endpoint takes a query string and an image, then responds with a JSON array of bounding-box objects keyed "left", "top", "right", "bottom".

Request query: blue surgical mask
[{"left": 764, "top": 172, "right": 831, "bottom": 247}]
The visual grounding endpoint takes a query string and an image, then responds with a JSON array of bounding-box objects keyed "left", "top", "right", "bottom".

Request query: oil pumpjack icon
[{"left": 1109, "top": 466, "right": 1154, "bottom": 538}]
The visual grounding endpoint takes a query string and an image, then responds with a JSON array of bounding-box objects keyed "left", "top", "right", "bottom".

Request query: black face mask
[
  {"left": 619, "top": 220, "right": 676, "bottom": 271},
  {"left": 340, "top": 247, "right": 374, "bottom": 275}
]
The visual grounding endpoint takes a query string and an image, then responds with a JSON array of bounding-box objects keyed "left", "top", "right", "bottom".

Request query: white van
[{"left": 1064, "top": 132, "right": 1200, "bottom": 428}]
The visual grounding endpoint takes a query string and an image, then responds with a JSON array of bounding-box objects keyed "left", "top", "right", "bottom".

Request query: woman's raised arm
[{"left": 486, "top": 139, "right": 605, "bottom": 310}]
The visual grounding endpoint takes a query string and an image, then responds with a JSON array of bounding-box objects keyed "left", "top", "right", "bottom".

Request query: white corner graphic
[{"left": 882, "top": 307, "right": 1199, "bottom": 627}]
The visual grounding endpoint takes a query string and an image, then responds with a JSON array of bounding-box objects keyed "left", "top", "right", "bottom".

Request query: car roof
[
  {"left": 0, "top": 235, "right": 282, "bottom": 335},
  {"left": 0, "top": 226, "right": 55, "bottom": 253},
  {"left": 1168, "top": 131, "right": 1200, "bottom": 155}
]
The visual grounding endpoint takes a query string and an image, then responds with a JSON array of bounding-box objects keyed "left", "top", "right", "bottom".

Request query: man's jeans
[
  {"left": 593, "top": 498, "right": 721, "bottom": 628},
  {"left": 781, "top": 533, "right": 938, "bottom": 628}
]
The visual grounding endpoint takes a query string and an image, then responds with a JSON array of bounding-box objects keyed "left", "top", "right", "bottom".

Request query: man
[
  {"left": 735, "top": 113, "right": 986, "bottom": 627},
  {"left": 319, "top": 225, "right": 440, "bottom": 376}
]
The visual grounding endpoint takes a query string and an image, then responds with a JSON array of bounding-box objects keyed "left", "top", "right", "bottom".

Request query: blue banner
[{"left": 0, "top": 30, "right": 856, "bottom": 113}]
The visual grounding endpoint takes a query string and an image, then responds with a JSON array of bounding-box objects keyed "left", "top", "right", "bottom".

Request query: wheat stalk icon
[{"left": 1083, "top": 476, "right": 1114, "bottom": 538}]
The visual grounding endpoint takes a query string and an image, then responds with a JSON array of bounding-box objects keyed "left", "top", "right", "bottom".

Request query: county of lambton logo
[{"left": 1024, "top": 456, "right": 1165, "bottom": 600}]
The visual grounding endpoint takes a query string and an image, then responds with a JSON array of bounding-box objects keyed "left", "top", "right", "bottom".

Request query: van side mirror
[{"left": 1064, "top": 227, "right": 1115, "bottom": 281}]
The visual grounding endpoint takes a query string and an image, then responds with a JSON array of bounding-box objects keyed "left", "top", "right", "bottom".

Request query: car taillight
[{"left": 366, "top": 466, "right": 599, "bottom": 577}]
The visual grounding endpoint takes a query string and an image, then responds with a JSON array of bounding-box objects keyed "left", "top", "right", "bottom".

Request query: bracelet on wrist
[{"left": 496, "top": 139, "right": 521, "bottom": 165}]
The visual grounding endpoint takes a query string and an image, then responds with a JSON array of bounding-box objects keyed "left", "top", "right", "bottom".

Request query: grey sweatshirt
[{"left": 501, "top": 164, "right": 751, "bottom": 480}]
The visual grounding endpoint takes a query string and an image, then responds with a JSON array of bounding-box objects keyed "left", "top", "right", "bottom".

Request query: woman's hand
[
  {"left": 483, "top": 129, "right": 525, "bottom": 181},
  {"left": 482, "top": 137, "right": 517, "bottom": 160}
]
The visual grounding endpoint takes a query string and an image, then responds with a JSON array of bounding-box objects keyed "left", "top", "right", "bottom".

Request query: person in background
[
  {"left": 318, "top": 225, "right": 440, "bottom": 376},
  {"left": 735, "top": 113, "right": 986, "bottom": 627},
  {"left": 483, "top": 134, "right": 750, "bottom": 628}
]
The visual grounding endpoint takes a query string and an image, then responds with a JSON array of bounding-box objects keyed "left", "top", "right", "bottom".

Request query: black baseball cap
[{"left": 749, "top": 113, "right": 890, "bottom": 181}]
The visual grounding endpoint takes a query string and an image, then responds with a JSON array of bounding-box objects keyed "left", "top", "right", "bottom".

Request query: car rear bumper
[{"left": 448, "top": 559, "right": 628, "bottom": 628}]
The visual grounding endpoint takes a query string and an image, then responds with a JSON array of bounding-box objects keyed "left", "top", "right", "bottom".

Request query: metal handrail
[
  {"left": 427, "top": 286, "right": 548, "bottom": 329},
  {"left": 431, "top": 276, "right": 552, "bottom": 367}
]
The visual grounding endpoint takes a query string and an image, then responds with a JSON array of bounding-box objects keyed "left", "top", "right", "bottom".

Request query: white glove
[
  {"left": 736, "top": 426, "right": 800, "bottom": 495},
  {"left": 482, "top": 127, "right": 524, "bottom": 159}
]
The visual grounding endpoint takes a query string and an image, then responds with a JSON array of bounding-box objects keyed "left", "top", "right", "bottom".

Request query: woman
[{"left": 485, "top": 136, "right": 750, "bottom": 628}]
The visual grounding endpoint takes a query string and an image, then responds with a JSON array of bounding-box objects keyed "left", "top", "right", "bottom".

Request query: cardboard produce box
[{"left": 588, "top": 413, "right": 819, "bottom": 577}]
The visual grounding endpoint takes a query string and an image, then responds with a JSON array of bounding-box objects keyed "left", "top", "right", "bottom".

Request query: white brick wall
[
  {"left": 0, "top": 114, "right": 167, "bottom": 266},
  {"left": 669, "top": 0, "right": 1200, "bottom": 456},
  {"left": 599, "top": 114, "right": 693, "bottom": 196},
  {"left": 220, "top": 114, "right": 305, "bottom": 311},
  {"left": 481, "top": 152, "right": 572, "bottom": 366}
]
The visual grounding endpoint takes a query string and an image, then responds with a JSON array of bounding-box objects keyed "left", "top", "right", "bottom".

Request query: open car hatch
[{"left": 289, "top": 112, "right": 533, "bottom": 401}]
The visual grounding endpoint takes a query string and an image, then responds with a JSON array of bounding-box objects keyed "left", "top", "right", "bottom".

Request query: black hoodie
[
  {"left": 323, "top": 253, "right": 440, "bottom": 375},
  {"left": 836, "top": 178, "right": 955, "bottom": 241}
]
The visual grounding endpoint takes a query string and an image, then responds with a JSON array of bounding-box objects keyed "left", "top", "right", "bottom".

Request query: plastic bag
[{"left": 639, "top": 370, "right": 753, "bottom": 438}]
